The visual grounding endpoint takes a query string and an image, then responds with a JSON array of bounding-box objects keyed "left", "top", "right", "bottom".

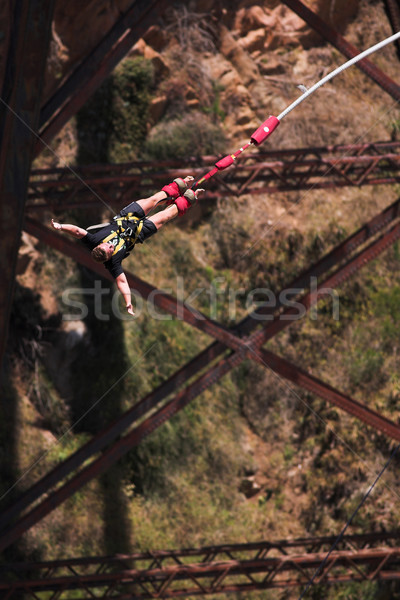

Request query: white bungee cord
[
  {"left": 278, "top": 30, "right": 400, "bottom": 121},
  {"left": 202, "top": 30, "right": 400, "bottom": 179}
]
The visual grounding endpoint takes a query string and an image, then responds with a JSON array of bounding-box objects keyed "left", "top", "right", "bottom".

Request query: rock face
[
  {"left": 130, "top": 38, "right": 170, "bottom": 78},
  {"left": 45, "top": 0, "right": 133, "bottom": 97},
  {"left": 233, "top": 1, "right": 360, "bottom": 49},
  {"left": 45, "top": 0, "right": 361, "bottom": 102},
  {"left": 16, "top": 232, "right": 39, "bottom": 277},
  {"left": 219, "top": 24, "right": 260, "bottom": 86}
]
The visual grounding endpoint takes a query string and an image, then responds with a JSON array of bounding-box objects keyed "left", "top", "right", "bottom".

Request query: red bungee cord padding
[
  {"left": 192, "top": 115, "right": 280, "bottom": 190},
  {"left": 250, "top": 115, "right": 280, "bottom": 145},
  {"left": 183, "top": 30, "right": 400, "bottom": 196}
]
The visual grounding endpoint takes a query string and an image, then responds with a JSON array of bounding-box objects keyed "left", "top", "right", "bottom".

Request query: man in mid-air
[{"left": 51, "top": 176, "right": 203, "bottom": 315}]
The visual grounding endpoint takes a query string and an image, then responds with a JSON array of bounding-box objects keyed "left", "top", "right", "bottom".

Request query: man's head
[{"left": 91, "top": 241, "right": 114, "bottom": 263}]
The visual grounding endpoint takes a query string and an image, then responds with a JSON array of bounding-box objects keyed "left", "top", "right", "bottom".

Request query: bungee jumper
[
  {"left": 51, "top": 176, "right": 203, "bottom": 315},
  {"left": 51, "top": 30, "right": 400, "bottom": 316}
]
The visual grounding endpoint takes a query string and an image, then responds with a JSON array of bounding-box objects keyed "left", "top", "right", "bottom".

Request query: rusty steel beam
[
  {"left": 258, "top": 349, "right": 400, "bottom": 442},
  {"left": 35, "top": 0, "right": 168, "bottom": 157},
  {"left": 0, "top": 0, "right": 12, "bottom": 93},
  {"left": 25, "top": 142, "right": 400, "bottom": 211},
  {"left": 1, "top": 212, "right": 400, "bottom": 552},
  {"left": 282, "top": 0, "right": 400, "bottom": 101},
  {"left": 0, "top": 0, "right": 55, "bottom": 374},
  {"left": 249, "top": 219, "right": 400, "bottom": 347},
  {"left": 0, "top": 198, "right": 399, "bottom": 533},
  {"left": 385, "top": 0, "right": 400, "bottom": 39},
  {"left": 2, "top": 536, "right": 400, "bottom": 598},
  {"left": 2, "top": 530, "right": 400, "bottom": 570}
]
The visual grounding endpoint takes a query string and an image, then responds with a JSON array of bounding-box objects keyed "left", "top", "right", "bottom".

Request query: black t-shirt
[
  {"left": 81, "top": 222, "right": 129, "bottom": 278},
  {"left": 80, "top": 202, "right": 157, "bottom": 279}
]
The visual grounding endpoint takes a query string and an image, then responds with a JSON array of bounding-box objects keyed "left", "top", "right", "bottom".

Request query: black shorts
[{"left": 119, "top": 201, "right": 157, "bottom": 243}]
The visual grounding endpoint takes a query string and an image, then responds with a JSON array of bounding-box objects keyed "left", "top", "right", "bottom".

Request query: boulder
[
  {"left": 143, "top": 25, "right": 168, "bottom": 52},
  {"left": 234, "top": 1, "right": 360, "bottom": 51},
  {"left": 131, "top": 39, "right": 170, "bottom": 78},
  {"left": 239, "top": 475, "right": 262, "bottom": 498},
  {"left": 257, "top": 56, "right": 285, "bottom": 76},
  {"left": 224, "top": 105, "right": 259, "bottom": 139},
  {"left": 238, "top": 28, "right": 267, "bottom": 53},
  {"left": 219, "top": 25, "right": 259, "bottom": 86},
  {"left": 185, "top": 86, "right": 200, "bottom": 109},
  {"left": 149, "top": 95, "right": 168, "bottom": 124},
  {"left": 53, "top": 0, "right": 121, "bottom": 66},
  {"left": 46, "top": 0, "right": 149, "bottom": 95},
  {"left": 16, "top": 232, "right": 39, "bottom": 276},
  {"left": 234, "top": 4, "right": 301, "bottom": 51},
  {"left": 234, "top": 5, "right": 277, "bottom": 36}
]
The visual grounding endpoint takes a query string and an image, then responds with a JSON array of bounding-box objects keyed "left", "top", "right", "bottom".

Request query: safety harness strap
[{"left": 102, "top": 213, "right": 144, "bottom": 256}]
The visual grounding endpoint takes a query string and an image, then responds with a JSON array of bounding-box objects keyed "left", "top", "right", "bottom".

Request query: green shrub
[
  {"left": 77, "top": 57, "right": 154, "bottom": 164},
  {"left": 372, "top": 286, "right": 400, "bottom": 349},
  {"left": 348, "top": 346, "right": 385, "bottom": 392},
  {"left": 144, "top": 111, "right": 227, "bottom": 160},
  {"left": 110, "top": 57, "right": 154, "bottom": 162}
]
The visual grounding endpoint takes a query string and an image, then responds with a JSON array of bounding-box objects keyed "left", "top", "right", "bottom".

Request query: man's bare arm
[
  {"left": 115, "top": 272, "right": 134, "bottom": 316},
  {"left": 51, "top": 219, "right": 87, "bottom": 239}
]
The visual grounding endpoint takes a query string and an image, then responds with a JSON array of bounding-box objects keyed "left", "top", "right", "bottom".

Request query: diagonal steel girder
[
  {"left": 0, "top": 0, "right": 55, "bottom": 375},
  {"left": 282, "top": 0, "right": 400, "bottom": 101},
  {"left": 1, "top": 197, "right": 399, "bottom": 528},
  {"left": 34, "top": 0, "right": 168, "bottom": 157},
  {"left": 0, "top": 201, "right": 399, "bottom": 551}
]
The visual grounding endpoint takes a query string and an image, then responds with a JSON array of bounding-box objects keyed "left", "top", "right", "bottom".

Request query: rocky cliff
[{"left": 45, "top": 0, "right": 361, "bottom": 139}]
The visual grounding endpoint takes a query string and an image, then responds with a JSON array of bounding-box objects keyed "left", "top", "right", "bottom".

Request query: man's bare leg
[
  {"left": 136, "top": 191, "right": 168, "bottom": 215},
  {"left": 148, "top": 204, "right": 179, "bottom": 229},
  {"left": 136, "top": 175, "right": 195, "bottom": 215}
]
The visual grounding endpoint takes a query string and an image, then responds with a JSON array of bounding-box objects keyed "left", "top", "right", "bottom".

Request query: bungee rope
[
  {"left": 278, "top": 30, "right": 400, "bottom": 120},
  {"left": 192, "top": 30, "right": 400, "bottom": 192}
]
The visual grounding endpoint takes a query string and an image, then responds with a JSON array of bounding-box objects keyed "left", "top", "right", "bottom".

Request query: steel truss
[
  {"left": 26, "top": 141, "right": 400, "bottom": 212},
  {"left": 1, "top": 196, "right": 399, "bottom": 552},
  {"left": 2, "top": 532, "right": 400, "bottom": 598},
  {"left": 1, "top": 0, "right": 400, "bottom": 595}
]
